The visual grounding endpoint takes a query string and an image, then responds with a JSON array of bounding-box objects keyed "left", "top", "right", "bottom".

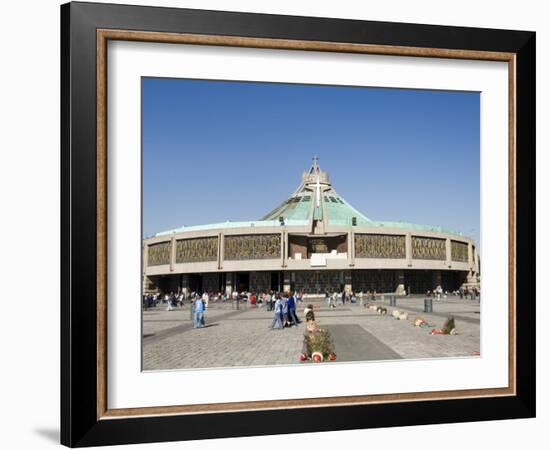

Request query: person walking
[
  {"left": 331, "top": 291, "right": 337, "bottom": 307},
  {"left": 281, "top": 294, "right": 290, "bottom": 327},
  {"left": 270, "top": 294, "right": 283, "bottom": 329},
  {"left": 287, "top": 291, "right": 300, "bottom": 327},
  {"left": 265, "top": 291, "right": 272, "bottom": 311},
  {"left": 193, "top": 295, "right": 205, "bottom": 329}
]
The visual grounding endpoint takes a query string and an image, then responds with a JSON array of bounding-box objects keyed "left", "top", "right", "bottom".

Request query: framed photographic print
[{"left": 61, "top": 1, "right": 535, "bottom": 447}]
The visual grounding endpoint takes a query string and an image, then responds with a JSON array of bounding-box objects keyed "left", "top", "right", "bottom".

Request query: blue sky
[{"left": 142, "top": 78, "right": 480, "bottom": 246}]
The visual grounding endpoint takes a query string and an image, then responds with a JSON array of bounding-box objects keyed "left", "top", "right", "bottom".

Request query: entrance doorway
[
  {"left": 270, "top": 272, "right": 280, "bottom": 292},
  {"left": 188, "top": 274, "right": 203, "bottom": 294},
  {"left": 236, "top": 272, "right": 250, "bottom": 293}
]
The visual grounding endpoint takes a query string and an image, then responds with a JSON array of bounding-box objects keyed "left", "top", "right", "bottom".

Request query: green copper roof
[
  {"left": 325, "top": 196, "right": 370, "bottom": 225},
  {"left": 367, "top": 220, "right": 462, "bottom": 235},
  {"left": 261, "top": 194, "right": 312, "bottom": 221},
  {"left": 155, "top": 219, "right": 308, "bottom": 236}
]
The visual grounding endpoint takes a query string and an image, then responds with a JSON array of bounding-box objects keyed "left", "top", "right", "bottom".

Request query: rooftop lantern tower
[{"left": 260, "top": 156, "right": 370, "bottom": 233}]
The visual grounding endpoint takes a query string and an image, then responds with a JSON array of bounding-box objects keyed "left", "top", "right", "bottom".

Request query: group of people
[
  {"left": 454, "top": 286, "right": 480, "bottom": 300},
  {"left": 426, "top": 285, "right": 445, "bottom": 301},
  {"left": 142, "top": 291, "right": 187, "bottom": 310},
  {"left": 426, "top": 285, "right": 480, "bottom": 301},
  {"left": 269, "top": 291, "right": 302, "bottom": 329},
  {"left": 324, "top": 290, "right": 361, "bottom": 307},
  {"left": 143, "top": 291, "right": 222, "bottom": 310}
]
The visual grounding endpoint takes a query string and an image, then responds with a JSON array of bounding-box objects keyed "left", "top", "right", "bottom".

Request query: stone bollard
[
  {"left": 424, "top": 298, "right": 433, "bottom": 313},
  {"left": 389, "top": 295, "right": 396, "bottom": 307}
]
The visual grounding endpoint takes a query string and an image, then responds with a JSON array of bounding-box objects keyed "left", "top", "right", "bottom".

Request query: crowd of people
[
  {"left": 454, "top": 286, "right": 480, "bottom": 300},
  {"left": 143, "top": 290, "right": 219, "bottom": 310},
  {"left": 143, "top": 283, "right": 480, "bottom": 330},
  {"left": 323, "top": 290, "right": 362, "bottom": 307},
  {"left": 426, "top": 285, "right": 480, "bottom": 301}
]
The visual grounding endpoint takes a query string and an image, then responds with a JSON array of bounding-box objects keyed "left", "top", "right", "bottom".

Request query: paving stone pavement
[{"left": 142, "top": 296, "right": 480, "bottom": 370}]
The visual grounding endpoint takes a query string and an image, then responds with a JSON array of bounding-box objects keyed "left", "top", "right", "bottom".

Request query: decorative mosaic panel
[
  {"left": 412, "top": 236, "right": 446, "bottom": 260},
  {"left": 354, "top": 234, "right": 406, "bottom": 259},
  {"left": 451, "top": 240, "right": 468, "bottom": 262},
  {"left": 224, "top": 234, "right": 281, "bottom": 260},
  {"left": 176, "top": 237, "right": 218, "bottom": 263},
  {"left": 147, "top": 242, "right": 171, "bottom": 266}
]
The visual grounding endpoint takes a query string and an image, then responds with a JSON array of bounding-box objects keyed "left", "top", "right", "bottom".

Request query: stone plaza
[{"left": 143, "top": 295, "right": 480, "bottom": 370}]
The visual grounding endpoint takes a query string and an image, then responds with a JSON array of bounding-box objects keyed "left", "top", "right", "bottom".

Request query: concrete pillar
[
  {"left": 395, "top": 269, "right": 405, "bottom": 295},
  {"left": 284, "top": 231, "right": 288, "bottom": 267},
  {"left": 283, "top": 271, "right": 291, "bottom": 293},
  {"left": 466, "top": 243, "right": 479, "bottom": 285},
  {"left": 170, "top": 236, "right": 176, "bottom": 272},
  {"left": 142, "top": 243, "right": 149, "bottom": 294},
  {"left": 445, "top": 238, "right": 452, "bottom": 268},
  {"left": 405, "top": 233, "right": 412, "bottom": 267},
  {"left": 218, "top": 233, "right": 224, "bottom": 269},
  {"left": 225, "top": 272, "right": 234, "bottom": 296},
  {"left": 281, "top": 231, "right": 286, "bottom": 268},
  {"left": 348, "top": 231, "right": 354, "bottom": 267},
  {"left": 280, "top": 231, "right": 284, "bottom": 267},
  {"left": 143, "top": 275, "right": 153, "bottom": 293},
  {"left": 472, "top": 245, "right": 479, "bottom": 273},
  {"left": 344, "top": 270, "right": 352, "bottom": 294},
  {"left": 143, "top": 242, "right": 149, "bottom": 268}
]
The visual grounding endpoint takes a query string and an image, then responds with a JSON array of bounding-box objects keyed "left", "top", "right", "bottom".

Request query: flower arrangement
[
  {"left": 442, "top": 317, "right": 456, "bottom": 334},
  {"left": 300, "top": 321, "right": 336, "bottom": 362},
  {"left": 430, "top": 316, "right": 457, "bottom": 335}
]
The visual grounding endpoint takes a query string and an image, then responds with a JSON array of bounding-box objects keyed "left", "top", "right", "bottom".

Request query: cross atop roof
[{"left": 310, "top": 155, "right": 320, "bottom": 173}]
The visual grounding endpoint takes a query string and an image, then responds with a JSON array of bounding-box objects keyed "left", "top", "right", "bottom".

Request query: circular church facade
[{"left": 143, "top": 160, "right": 479, "bottom": 296}]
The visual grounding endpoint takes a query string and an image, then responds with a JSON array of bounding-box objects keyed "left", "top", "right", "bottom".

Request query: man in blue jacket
[{"left": 287, "top": 291, "right": 300, "bottom": 327}]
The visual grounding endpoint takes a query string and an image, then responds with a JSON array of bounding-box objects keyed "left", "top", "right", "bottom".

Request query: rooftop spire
[
  {"left": 310, "top": 155, "right": 320, "bottom": 174},
  {"left": 259, "top": 157, "right": 370, "bottom": 224}
]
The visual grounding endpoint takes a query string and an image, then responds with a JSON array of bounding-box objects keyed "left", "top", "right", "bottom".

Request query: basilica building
[{"left": 143, "top": 159, "right": 479, "bottom": 296}]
